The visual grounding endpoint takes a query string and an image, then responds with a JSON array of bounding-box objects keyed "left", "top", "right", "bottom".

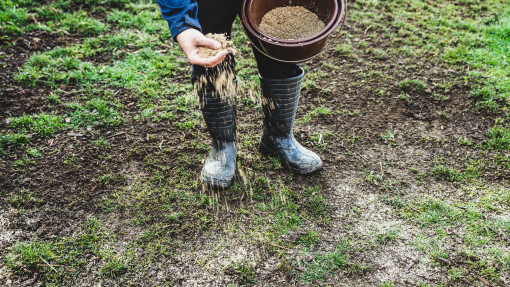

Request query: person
[{"left": 157, "top": 0, "right": 323, "bottom": 188}]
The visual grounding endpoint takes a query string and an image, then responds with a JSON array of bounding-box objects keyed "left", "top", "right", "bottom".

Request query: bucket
[
  {"left": 241, "top": 0, "right": 347, "bottom": 63},
  {"left": 247, "top": 0, "right": 339, "bottom": 43}
]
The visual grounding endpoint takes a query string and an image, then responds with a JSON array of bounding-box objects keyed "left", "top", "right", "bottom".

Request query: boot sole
[
  {"left": 259, "top": 141, "right": 323, "bottom": 175},
  {"left": 200, "top": 174, "right": 234, "bottom": 189}
]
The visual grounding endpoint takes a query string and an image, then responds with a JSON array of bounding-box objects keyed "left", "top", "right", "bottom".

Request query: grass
[
  {"left": 299, "top": 248, "right": 370, "bottom": 283},
  {"left": 383, "top": 195, "right": 510, "bottom": 285},
  {"left": 431, "top": 162, "right": 482, "bottom": 182},
  {"left": 302, "top": 186, "right": 327, "bottom": 217},
  {"left": 8, "top": 113, "right": 66, "bottom": 137},
  {"left": 374, "top": 228, "right": 400, "bottom": 245},
  {"left": 4, "top": 216, "right": 114, "bottom": 284},
  {"left": 2, "top": 0, "right": 510, "bottom": 285},
  {"left": 229, "top": 260, "right": 257, "bottom": 285},
  {"left": 68, "top": 98, "right": 124, "bottom": 127},
  {"left": 101, "top": 258, "right": 128, "bottom": 278},
  {"left": 485, "top": 125, "right": 510, "bottom": 150},
  {"left": 0, "top": 3, "right": 32, "bottom": 38},
  {"left": 298, "top": 230, "right": 320, "bottom": 246},
  {"left": 297, "top": 106, "right": 331, "bottom": 124},
  {"left": 398, "top": 78, "right": 427, "bottom": 94},
  {"left": 0, "top": 133, "right": 29, "bottom": 149},
  {"left": 60, "top": 11, "right": 107, "bottom": 36}
]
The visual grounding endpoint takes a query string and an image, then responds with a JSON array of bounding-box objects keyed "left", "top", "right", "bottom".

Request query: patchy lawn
[{"left": 1, "top": 0, "right": 509, "bottom": 286}]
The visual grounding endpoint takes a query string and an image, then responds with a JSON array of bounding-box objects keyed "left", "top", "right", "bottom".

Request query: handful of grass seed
[
  {"left": 194, "top": 33, "right": 237, "bottom": 105},
  {"left": 197, "top": 33, "right": 237, "bottom": 58}
]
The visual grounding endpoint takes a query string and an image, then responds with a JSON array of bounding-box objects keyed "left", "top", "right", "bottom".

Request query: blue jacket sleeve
[{"left": 157, "top": 0, "right": 202, "bottom": 41}]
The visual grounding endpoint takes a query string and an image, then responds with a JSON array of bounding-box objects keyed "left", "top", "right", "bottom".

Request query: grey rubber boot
[
  {"left": 198, "top": 90, "right": 236, "bottom": 188},
  {"left": 259, "top": 68, "right": 323, "bottom": 175}
]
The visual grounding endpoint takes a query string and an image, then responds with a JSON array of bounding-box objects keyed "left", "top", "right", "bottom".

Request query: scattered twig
[
  {"left": 105, "top": 131, "right": 125, "bottom": 139},
  {"left": 38, "top": 256, "right": 57, "bottom": 272},
  {"left": 436, "top": 257, "right": 450, "bottom": 265},
  {"left": 267, "top": 243, "right": 290, "bottom": 250},
  {"left": 477, "top": 276, "right": 491, "bottom": 286},
  {"left": 364, "top": 24, "right": 373, "bottom": 34},
  {"left": 37, "top": 264, "right": 65, "bottom": 267},
  {"left": 294, "top": 267, "right": 305, "bottom": 272}
]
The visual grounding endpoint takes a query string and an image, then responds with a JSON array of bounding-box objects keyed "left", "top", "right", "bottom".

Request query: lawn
[{"left": 1, "top": 0, "right": 509, "bottom": 286}]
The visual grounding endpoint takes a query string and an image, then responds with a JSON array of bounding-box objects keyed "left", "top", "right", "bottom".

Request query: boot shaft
[
  {"left": 198, "top": 91, "right": 236, "bottom": 142},
  {"left": 259, "top": 68, "right": 304, "bottom": 136}
]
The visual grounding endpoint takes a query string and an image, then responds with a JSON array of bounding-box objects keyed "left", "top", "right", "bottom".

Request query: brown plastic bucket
[
  {"left": 241, "top": 0, "right": 347, "bottom": 63},
  {"left": 247, "top": 0, "right": 338, "bottom": 43}
]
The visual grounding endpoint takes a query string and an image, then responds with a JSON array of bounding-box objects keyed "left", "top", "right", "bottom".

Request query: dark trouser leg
[
  {"left": 253, "top": 45, "right": 323, "bottom": 174},
  {"left": 193, "top": 0, "right": 242, "bottom": 188},
  {"left": 191, "top": 0, "right": 243, "bottom": 84}
]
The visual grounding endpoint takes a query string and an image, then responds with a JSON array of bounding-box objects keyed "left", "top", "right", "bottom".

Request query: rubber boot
[
  {"left": 259, "top": 68, "right": 323, "bottom": 174},
  {"left": 198, "top": 90, "right": 237, "bottom": 188}
]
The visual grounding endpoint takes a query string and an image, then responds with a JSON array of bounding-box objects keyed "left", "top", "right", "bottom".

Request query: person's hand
[{"left": 176, "top": 29, "right": 228, "bottom": 68}]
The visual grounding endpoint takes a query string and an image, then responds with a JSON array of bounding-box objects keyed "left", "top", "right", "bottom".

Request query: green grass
[
  {"left": 375, "top": 228, "right": 400, "bottom": 245},
  {"left": 485, "top": 125, "right": 510, "bottom": 150},
  {"left": 101, "top": 258, "right": 128, "bottom": 278},
  {"left": 398, "top": 78, "right": 427, "bottom": 94},
  {"left": 443, "top": 12, "right": 510, "bottom": 112},
  {"left": 229, "top": 260, "right": 257, "bottom": 285},
  {"left": 60, "top": 11, "right": 107, "bottom": 36},
  {"left": 69, "top": 98, "right": 124, "bottom": 127},
  {"left": 0, "top": 3, "right": 32, "bottom": 37},
  {"left": 93, "top": 138, "right": 109, "bottom": 148},
  {"left": 4, "top": 216, "right": 114, "bottom": 283},
  {"left": 298, "top": 230, "right": 320, "bottom": 246},
  {"left": 431, "top": 162, "right": 482, "bottom": 182},
  {"left": 383, "top": 195, "right": 510, "bottom": 284},
  {"left": 353, "top": 0, "right": 510, "bottom": 151},
  {"left": 297, "top": 106, "right": 331, "bottom": 124},
  {"left": 5, "top": 240, "right": 58, "bottom": 270},
  {"left": 299, "top": 248, "right": 370, "bottom": 283},
  {"left": 107, "top": 8, "right": 170, "bottom": 37},
  {"left": 334, "top": 43, "right": 354, "bottom": 57},
  {"left": 302, "top": 186, "right": 327, "bottom": 217},
  {"left": 2, "top": 0, "right": 510, "bottom": 285},
  {"left": 8, "top": 113, "right": 66, "bottom": 137},
  {"left": 8, "top": 188, "right": 43, "bottom": 209},
  {"left": 0, "top": 133, "right": 29, "bottom": 150}
]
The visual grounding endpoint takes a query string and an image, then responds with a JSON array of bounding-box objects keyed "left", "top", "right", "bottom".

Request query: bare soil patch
[{"left": 1, "top": 1, "right": 509, "bottom": 286}]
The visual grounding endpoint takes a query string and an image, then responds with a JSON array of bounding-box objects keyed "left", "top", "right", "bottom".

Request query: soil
[
  {"left": 1, "top": 3, "right": 509, "bottom": 287},
  {"left": 259, "top": 6, "right": 325, "bottom": 40}
]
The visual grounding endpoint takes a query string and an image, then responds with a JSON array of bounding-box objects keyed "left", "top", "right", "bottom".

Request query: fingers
[
  {"left": 176, "top": 29, "right": 229, "bottom": 68},
  {"left": 196, "top": 36, "right": 221, "bottom": 50},
  {"left": 189, "top": 50, "right": 228, "bottom": 68}
]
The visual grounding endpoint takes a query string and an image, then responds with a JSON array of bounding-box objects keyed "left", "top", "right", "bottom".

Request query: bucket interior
[{"left": 248, "top": 0, "right": 336, "bottom": 31}]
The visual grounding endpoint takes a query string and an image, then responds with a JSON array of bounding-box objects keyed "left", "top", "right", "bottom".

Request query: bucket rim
[
  {"left": 246, "top": 0, "right": 340, "bottom": 44},
  {"left": 241, "top": 0, "right": 346, "bottom": 47}
]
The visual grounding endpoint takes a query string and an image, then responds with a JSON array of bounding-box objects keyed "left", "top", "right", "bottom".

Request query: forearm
[{"left": 156, "top": 0, "right": 202, "bottom": 41}]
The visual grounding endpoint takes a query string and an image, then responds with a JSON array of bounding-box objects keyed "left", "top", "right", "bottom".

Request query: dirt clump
[
  {"left": 259, "top": 6, "right": 325, "bottom": 40},
  {"left": 197, "top": 33, "right": 236, "bottom": 58}
]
